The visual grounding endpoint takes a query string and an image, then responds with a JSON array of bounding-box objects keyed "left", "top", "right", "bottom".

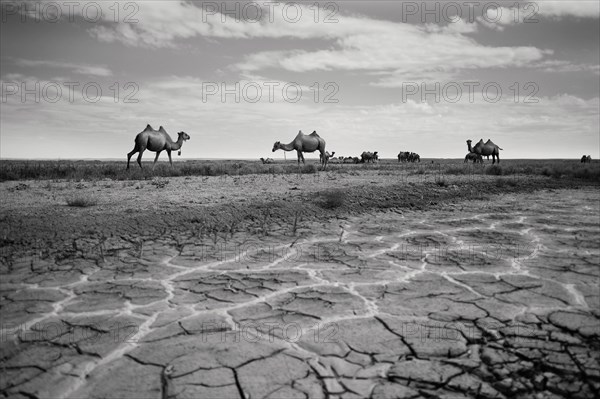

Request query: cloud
[
  {"left": 2, "top": 73, "right": 598, "bottom": 159},
  {"left": 537, "top": 1, "right": 600, "bottom": 19},
  {"left": 15, "top": 59, "right": 113, "bottom": 77},
  {"left": 477, "top": 1, "right": 599, "bottom": 30},
  {"left": 531, "top": 60, "right": 600, "bottom": 74},
  {"left": 234, "top": 19, "right": 549, "bottom": 86},
  {"left": 10, "top": 1, "right": 555, "bottom": 84}
]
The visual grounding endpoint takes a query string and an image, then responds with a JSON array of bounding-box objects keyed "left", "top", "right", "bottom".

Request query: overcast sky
[{"left": 1, "top": 1, "right": 598, "bottom": 159}]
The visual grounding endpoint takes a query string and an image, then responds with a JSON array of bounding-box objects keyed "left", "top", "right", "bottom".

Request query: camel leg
[
  {"left": 167, "top": 150, "right": 173, "bottom": 167},
  {"left": 153, "top": 151, "right": 162, "bottom": 168},
  {"left": 126, "top": 147, "right": 138, "bottom": 170},
  {"left": 136, "top": 148, "right": 145, "bottom": 169}
]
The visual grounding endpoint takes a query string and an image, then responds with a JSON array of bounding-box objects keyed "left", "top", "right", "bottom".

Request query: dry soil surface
[{"left": 1, "top": 173, "right": 599, "bottom": 399}]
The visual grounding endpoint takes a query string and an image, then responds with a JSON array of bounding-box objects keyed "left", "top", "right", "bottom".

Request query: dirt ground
[{"left": 1, "top": 171, "right": 599, "bottom": 398}]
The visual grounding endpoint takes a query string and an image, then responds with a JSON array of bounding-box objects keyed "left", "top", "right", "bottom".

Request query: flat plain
[{"left": 1, "top": 159, "right": 599, "bottom": 398}]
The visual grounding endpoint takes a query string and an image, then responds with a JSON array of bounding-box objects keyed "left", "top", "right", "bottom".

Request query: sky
[{"left": 0, "top": 0, "right": 599, "bottom": 160}]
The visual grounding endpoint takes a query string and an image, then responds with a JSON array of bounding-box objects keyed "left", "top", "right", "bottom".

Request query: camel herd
[
  {"left": 126, "top": 125, "right": 593, "bottom": 170},
  {"left": 398, "top": 152, "right": 421, "bottom": 163}
]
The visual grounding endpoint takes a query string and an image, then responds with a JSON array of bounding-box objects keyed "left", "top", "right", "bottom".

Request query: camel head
[
  {"left": 272, "top": 141, "right": 281, "bottom": 152},
  {"left": 178, "top": 132, "right": 191, "bottom": 141}
]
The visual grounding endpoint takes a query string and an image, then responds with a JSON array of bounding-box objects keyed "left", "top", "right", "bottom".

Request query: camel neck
[
  {"left": 280, "top": 142, "right": 295, "bottom": 151},
  {"left": 169, "top": 137, "right": 184, "bottom": 150}
]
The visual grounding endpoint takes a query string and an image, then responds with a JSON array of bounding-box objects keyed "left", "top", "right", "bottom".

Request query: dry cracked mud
[{"left": 1, "top": 181, "right": 599, "bottom": 398}]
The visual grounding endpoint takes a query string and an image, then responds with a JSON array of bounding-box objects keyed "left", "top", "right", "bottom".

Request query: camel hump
[
  {"left": 159, "top": 126, "right": 166, "bottom": 133},
  {"left": 309, "top": 130, "right": 319, "bottom": 137},
  {"left": 144, "top": 124, "right": 153, "bottom": 131}
]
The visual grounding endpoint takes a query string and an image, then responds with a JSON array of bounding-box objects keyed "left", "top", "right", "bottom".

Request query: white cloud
[
  {"left": 477, "top": 1, "right": 599, "bottom": 30},
  {"left": 11, "top": 1, "right": 555, "bottom": 84},
  {"left": 15, "top": 59, "right": 112, "bottom": 77},
  {"left": 233, "top": 15, "right": 549, "bottom": 84},
  {"left": 531, "top": 60, "right": 600, "bottom": 74},
  {"left": 537, "top": 1, "right": 600, "bottom": 19},
  {"left": 1, "top": 74, "right": 598, "bottom": 159}
]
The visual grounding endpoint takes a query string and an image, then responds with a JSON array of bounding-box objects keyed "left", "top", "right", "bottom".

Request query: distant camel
[
  {"left": 260, "top": 157, "right": 275, "bottom": 164},
  {"left": 329, "top": 155, "right": 344, "bottom": 164},
  {"left": 343, "top": 156, "right": 359, "bottom": 164},
  {"left": 272, "top": 130, "right": 327, "bottom": 170},
  {"left": 464, "top": 153, "right": 483, "bottom": 163},
  {"left": 127, "top": 124, "right": 190, "bottom": 169},
  {"left": 361, "top": 151, "right": 378, "bottom": 163},
  {"left": 398, "top": 151, "right": 420, "bottom": 162},
  {"left": 321, "top": 151, "right": 335, "bottom": 164},
  {"left": 467, "top": 139, "right": 502, "bottom": 164},
  {"left": 409, "top": 152, "right": 420, "bottom": 162},
  {"left": 324, "top": 152, "right": 340, "bottom": 164},
  {"left": 581, "top": 155, "right": 592, "bottom": 163}
]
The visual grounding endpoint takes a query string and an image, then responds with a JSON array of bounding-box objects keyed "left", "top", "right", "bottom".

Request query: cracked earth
[{"left": 1, "top": 183, "right": 599, "bottom": 398}]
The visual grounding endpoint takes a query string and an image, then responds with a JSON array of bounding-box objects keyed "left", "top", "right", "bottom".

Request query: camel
[
  {"left": 329, "top": 156, "right": 344, "bottom": 164},
  {"left": 321, "top": 151, "right": 335, "bottom": 164},
  {"left": 361, "top": 151, "right": 378, "bottom": 163},
  {"left": 343, "top": 156, "right": 359, "bottom": 164},
  {"left": 409, "top": 152, "right": 420, "bottom": 162},
  {"left": 581, "top": 155, "right": 592, "bottom": 163},
  {"left": 467, "top": 139, "right": 502, "bottom": 164},
  {"left": 464, "top": 152, "right": 483, "bottom": 163},
  {"left": 324, "top": 152, "right": 341, "bottom": 164},
  {"left": 127, "top": 124, "right": 190, "bottom": 169},
  {"left": 398, "top": 151, "right": 420, "bottom": 162},
  {"left": 272, "top": 130, "right": 327, "bottom": 170},
  {"left": 260, "top": 157, "right": 275, "bottom": 164}
]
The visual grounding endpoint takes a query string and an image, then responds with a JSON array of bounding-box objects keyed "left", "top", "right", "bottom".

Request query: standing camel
[
  {"left": 467, "top": 139, "right": 502, "bottom": 164},
  {"left": 127, "top": 124, "right": 190, "bottom": 169},
  {"left": 272, "top": 130, "right": 327, "bottom": 170},
  {"left": 361, "top": 151, "right": 378, "bottom": 163}
]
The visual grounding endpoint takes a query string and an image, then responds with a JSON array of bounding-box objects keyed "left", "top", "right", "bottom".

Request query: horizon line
[{"left": 0, "top": 157, "right": 594, "bottom": 161}]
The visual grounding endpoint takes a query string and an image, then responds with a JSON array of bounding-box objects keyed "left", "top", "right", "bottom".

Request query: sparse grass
[
  {"left": 485, "top": 164, "right": 503, "bottom": 176},
  {"left": 1, "top": 158, "right": 598, "bottom": 182},
  {"left": 66, "top": 194, "right": 98, "bottom": 207},
  {"left": 435, "top": 176, "right": 448, "bottom": 187},
  {"left": 321, "top": 189, "right": 345, "bottom": 209},
  {"left": 150, "top": 179, "right": 169, "bottom": 189}
]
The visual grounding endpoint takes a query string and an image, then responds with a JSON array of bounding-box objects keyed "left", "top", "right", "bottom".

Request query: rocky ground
[{"left": 1, "top": 172, "right": 599, "bottom": 398}]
